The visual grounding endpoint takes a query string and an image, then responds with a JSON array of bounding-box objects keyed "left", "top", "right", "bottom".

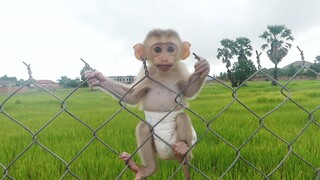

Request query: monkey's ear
[
  {"left": 133, "top": 43, "right": 145, "bottom": 61},
  {"left": 181, "top": 41, "right": 191, "bottom": 60}
]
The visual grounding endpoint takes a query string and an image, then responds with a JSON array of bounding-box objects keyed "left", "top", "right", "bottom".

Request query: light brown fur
[{"left": 85, "top": 29, "right": 210, "bottom": 179}]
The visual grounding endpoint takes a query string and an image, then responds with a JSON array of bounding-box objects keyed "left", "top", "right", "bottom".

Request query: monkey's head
[{"left": 134, "top": 29, "right": 191, "bottom": 72}]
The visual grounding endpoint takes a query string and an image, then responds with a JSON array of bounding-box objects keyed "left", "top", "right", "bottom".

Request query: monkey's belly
[
  {"left": 142, "top": 96, "right": 186, "bottom": 112},
  {"left": 144, "top": 110, "right": 197, "bottom": 159}
]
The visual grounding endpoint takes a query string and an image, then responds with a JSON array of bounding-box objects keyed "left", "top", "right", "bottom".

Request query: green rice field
[{"left": 0, "top": 80, "right": 319, "bottom": 179}]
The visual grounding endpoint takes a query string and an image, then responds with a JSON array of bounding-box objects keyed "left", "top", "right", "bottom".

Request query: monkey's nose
[{"left": 161, "top": 54, "right": 169, "bottom": 62}]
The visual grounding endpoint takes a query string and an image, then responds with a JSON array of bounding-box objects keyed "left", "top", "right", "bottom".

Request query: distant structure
[
  {"left": 282, "top": 60, "right": 313, "bottom": 69},
  {"left": 35, "top": 80, "right": 60, "bottom": 90},
  {"left": 0, "top": 80, "right": 27, "bottom": 93},
  {"left": 0, "top": 80, "right": 15, "bottom": 88},
  {"left": 109, "top": 76, "right": 136, "bottom": 84}
]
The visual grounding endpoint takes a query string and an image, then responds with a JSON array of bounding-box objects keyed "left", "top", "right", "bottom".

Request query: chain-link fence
[{"left": 1, "top": 51, "right": 319, "bottom": 179}]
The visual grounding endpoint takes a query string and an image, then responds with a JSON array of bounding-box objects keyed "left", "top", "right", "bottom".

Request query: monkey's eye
[
  {"left": 154, "top": 47, "right": 162, "bottom": 53},
  {"left": 167, "top": 46, "right": 175, "bottom": 53}
]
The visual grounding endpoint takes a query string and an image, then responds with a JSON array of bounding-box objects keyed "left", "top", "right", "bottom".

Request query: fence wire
[{"left": 0, "top": 52, "right": 319, "bottom": 179}]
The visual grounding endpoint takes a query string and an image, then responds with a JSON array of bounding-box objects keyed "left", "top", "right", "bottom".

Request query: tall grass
[{"left": 0, "top": 80, "right": 319, "bottom": 179}]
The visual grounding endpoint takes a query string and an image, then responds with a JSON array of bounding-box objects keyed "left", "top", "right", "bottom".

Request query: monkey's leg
[
  {"left": 173, "top": 113, "right": 194, "bottom": 180},
  {"left": 173, "top": 113, "right": 193, "bottom": 163},
  {"left": 120, "top": 122, "right": 157, "bottom": 179},
  {"left": 135, "top": 122, "right": 157, "bottom": 178}
]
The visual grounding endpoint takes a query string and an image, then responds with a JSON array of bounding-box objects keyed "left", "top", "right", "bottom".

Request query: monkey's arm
[
  {"left": 85, "top": 70, "right": 148, "bottom": 105},
  {"left": 179, "top": 58, "right": 210, "bottom": 98},
  {"left": 99, "top": 79, "right": 148, "bottom": 105}
]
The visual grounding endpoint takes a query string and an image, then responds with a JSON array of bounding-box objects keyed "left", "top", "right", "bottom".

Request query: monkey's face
[
  {"left": 149, "top": 41, "right": 179, "bottom": 71},
  {"left": 133, "top": 32, "right": 190, "bottom": 71}
]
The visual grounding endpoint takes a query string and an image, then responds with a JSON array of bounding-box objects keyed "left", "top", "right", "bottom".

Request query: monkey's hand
[
  {"left": 84, "top": 70, "right": 108, "bottom": 86},
  {"left": 193, "top": 56, "right": 210, "bottom": 78}
]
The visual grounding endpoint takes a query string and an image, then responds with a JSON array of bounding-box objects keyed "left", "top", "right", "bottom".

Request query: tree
[
  {"left": 16, "top": 79, "right": 26, "bottom": 86},
  {"left": 287, "top": 64, "right": 298, "bottom": 77},
  {"left": 217, "top": 39, "right": 235, "bottom": 69},
  {"left": 217, "top": 39, "right": 237, "bottom": 86},
  {"left": 0, "top": 75, "right": 17, "bottom": 81},
  {"left": 260, "top": 25, "right": 294, "bottom": 86},
  {"left": 308, "top": 55, "right": 320, "bottom": 78},
  {"left": 57, "top": 76, "right": 82, "bottom": 88},
  {"left": 217, "top": 37, "right": 256, "bottom": 87},
  {"left": 232, "top": 59, "right": 257, "bottom": 86},
  {"left": 67, "top": 77, "right": 82, "bottom": 88},
  {"left": 234, "top": 37, "right": 252, "bottom": 61},
  {"left": 233, "top": 37, "right": 256, "bottom": 85},
  {"left": 57, "top": 76, "right": 71, "bottom": 88}
]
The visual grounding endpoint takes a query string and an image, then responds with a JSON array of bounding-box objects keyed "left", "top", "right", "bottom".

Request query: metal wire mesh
[{"left": 1, "top": 53, "right": 319, "bottom": 179}]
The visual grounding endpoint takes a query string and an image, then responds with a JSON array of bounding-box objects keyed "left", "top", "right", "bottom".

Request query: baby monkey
[{"left": 85, "top": 29, "right": 210, "bottom": 179}]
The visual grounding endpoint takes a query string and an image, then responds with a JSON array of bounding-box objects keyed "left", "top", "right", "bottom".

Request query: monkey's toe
[
  {"left": 172, "top": 141, "right": 190, "bottom": 163},
  {"left": 119, "top": 152, "right": 141, "bottom": 173}
]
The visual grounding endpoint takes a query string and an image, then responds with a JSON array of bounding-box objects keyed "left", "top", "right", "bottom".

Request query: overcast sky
[{"left": 0, "top": 0, "right": 319, "bottom": 81}]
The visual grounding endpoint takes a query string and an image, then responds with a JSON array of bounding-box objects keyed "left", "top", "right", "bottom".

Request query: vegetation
[
  {"left": 308, "top": 56, "right": 320, "bottom": 77},
  {"left": 57, "top": 76, "right": 83, "bottom": 88},
  {"left": 216, "top": 25, "right": 319, "bottom": 84},
  {"left": 1, "top": 80, "right": 319, "bottom": 179},
  {"left": 217, "top": 38, "right": 256, "bottom": 87},
  {"left": 0, "top": 75, "right": 17, "bottom": 82},
  {"left": 259, "top": 25, "right": 294, "bottom": 86},
  {"left": 0, "top": 75, "right": 26, "bottom": 86}
]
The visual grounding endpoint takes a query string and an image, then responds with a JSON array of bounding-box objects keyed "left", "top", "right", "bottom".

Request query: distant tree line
[
  {"left": 216, "top": 25, "right": 319, "bottom": 86},
  {"left": 0, "top": 66, "right": 91, "bottom": 89},
  {"left": 218, "top": 57, "right": 320, "bottom": 82},
  {"left": 56, "top": 76, "right": 83, "bottom": 88},
  {"left": 2, "top": 53, "right": 320, "bottom": 89},
  {"left": 0, "top": 75, "right": 26, "bottom": 86}
]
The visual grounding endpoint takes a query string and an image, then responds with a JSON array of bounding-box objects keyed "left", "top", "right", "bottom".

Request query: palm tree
[
  {"left": 260, "top": 25, "right": 294, "bottom": 85},
  {"left": 234, "top": 37, "right": 252, "bottom": 61},
  {"left": 217, "top": 39, "right": 235, "bottom": 69},
  {"left": 217, "top": 39, "right": 237, "bottom": 86}
]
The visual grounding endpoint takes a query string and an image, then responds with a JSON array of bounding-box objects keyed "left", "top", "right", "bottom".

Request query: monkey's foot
[
  {"left": 119, "top": 152, "right": 141, "bottom": 173},
  {"left": 172, "top": 141, "right": 190, "bottom": 164}
]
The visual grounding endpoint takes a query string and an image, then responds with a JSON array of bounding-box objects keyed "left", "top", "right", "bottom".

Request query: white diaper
[{"left": 144, "top": 110, "right": 197, "bottom": 159}]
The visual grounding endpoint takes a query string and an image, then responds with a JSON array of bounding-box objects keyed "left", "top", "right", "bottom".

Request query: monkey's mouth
[{"left": 157, "top": 65, "right": 172, "bottom": 71}]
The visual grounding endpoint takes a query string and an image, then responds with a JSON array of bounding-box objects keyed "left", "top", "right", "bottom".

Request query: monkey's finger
[
  {"left": 195, "top": 63, "right": 209, "bottom": 72},
  {"left": 200, "top": 69, "right": 210, "bottom": 78},
  {"left": 194, "top": 58, "right": 208, "bottom": 68},
  {"left": 195, "top": 61, "right": 210, "bottom": 75},
  {"left": 84, "top": 71, "right": 94, "bottom": 79},
  {"left": 194, "top": 66, "right": 210, "bottom": 78},
  {"left": 87, "top": 78, "right": 101, "bottom": 86},
  {"left": 91, "top": 71, "right": 108, "bottom": 82},
  {"left": 194, "top": 60, "right": 208, "bottom": 70},
  {"left": 84, "top": 70, "right": 93, "bottom": 74}
]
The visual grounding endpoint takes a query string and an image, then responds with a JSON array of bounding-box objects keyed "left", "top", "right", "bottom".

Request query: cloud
[{"left": 0, "top": 0, "right": 319, "bottom": 80}]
